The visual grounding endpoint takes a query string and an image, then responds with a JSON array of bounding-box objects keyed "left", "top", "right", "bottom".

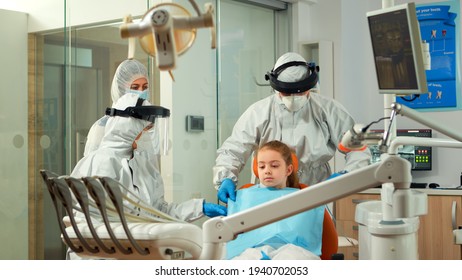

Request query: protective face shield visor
[
  {"left": 105, "top": 99, "right": 171, "bottom": 155},
  {"left": 265, "top": 61, "right": 320, "bottom": 94}
]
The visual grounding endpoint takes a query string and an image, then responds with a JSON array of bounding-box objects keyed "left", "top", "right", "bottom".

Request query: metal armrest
[
  {"left": 65, "top": 177, "right": 115, "bottom": 254},
  {"left": 82, "top": 177, "right": 132, "bottom": 255},
  {"left": 40, "top": 170, "right": 84, "bottom": 254},
  {"left": 99, "top": 176, "right": 150, "bottom": 255}
]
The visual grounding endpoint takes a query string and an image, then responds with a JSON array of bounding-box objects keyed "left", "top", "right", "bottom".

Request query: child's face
[{"left": 257, "top": 149, "right": 293, "bottom": 188}]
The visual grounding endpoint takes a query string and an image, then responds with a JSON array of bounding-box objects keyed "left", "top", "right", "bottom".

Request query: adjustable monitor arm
[{"left": 391, "top": 103, "right": 462, "bottom": 142}]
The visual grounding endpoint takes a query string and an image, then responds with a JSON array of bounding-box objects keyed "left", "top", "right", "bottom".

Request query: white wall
[
  {"left": 293, "top": 0, "right": 462, "bottom": 187},
  {"left": 0, "top": 8, "right": 28, "bottom": 260},
  {"left": 156, "top": 0, "right": 218, "bottom": 206},
  {"left": 0, "top": 0, "right": 149, "bottom": 32}
]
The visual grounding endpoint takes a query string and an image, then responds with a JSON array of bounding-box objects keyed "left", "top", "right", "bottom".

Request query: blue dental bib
[{"left": 226, "top": 185, "right": 324, "bottom": 259}]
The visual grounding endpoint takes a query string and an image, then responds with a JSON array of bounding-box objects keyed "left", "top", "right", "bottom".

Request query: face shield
[
  {"left": 105, "top": 100, "right": 171, "bottom": 155},
  {"left": 264, "top": 61, "right": 319, "bottom": 94}
]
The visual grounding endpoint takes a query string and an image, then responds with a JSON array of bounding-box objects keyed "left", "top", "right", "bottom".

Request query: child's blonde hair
[{"left": 256, "top": 140, "right": 300, "bottom": 189}]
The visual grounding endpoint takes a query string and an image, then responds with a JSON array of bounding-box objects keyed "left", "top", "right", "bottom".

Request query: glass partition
[
  {"left": 29, "top": 0, "right": 289, "bottom": 259},
  {"left": 31, "top": 21, "right": 156, "bottom": 259},
  {"left": 216, "top": 0, "right": 289, "bottom": 185}
]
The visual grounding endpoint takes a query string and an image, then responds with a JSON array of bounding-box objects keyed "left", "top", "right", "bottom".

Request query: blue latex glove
[
  {"left": 217, "top": 178, "right": 236, "bottom": 203},
  {"left": 260, "top": 251, "right": 271, "bottom": 260},
  {"left": 203, "top": 202, "right": 227, "bottom": 217},
  {"left": 326, "top": 170, "right": 348, "bottom": 180}
]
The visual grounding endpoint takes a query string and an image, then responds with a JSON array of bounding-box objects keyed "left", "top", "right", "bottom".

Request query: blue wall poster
[{"left": 397, "top": 1, "right": 459, "bottom": 110}]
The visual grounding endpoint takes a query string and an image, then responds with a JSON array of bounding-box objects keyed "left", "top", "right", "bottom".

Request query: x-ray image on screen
[{"left": 367, "top": 3, "right": 428, "bottom": 95}]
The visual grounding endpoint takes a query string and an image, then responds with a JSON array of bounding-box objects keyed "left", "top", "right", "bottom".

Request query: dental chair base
[
  {"left": 66, "top": 220, "right": 203, "bottom": 260},
  {"left": 40, "top": 169, "right": 205, "bottom": 260},
  {"left": 356, "top": 200, "right": 420, "bottom": 260}
]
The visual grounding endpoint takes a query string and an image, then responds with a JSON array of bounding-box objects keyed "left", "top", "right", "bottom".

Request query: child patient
[{"left": 226, "top": 140, "right": 325, "bottom": 260}]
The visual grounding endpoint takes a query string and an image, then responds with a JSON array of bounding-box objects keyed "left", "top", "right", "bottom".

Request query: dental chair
[
  {"left": 239, "top": 154, "right": 347, "bottom": 260},
  {"left": 40, "top": 169, "right": 203, "bottom": 260},
  {"left": 40, "top": 162, "right": 354, "bottom": 260}
]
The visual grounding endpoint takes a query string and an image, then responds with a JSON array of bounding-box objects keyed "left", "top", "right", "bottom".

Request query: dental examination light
[{"left": 119, "top": 0, "right": 216, "bottom": 73}]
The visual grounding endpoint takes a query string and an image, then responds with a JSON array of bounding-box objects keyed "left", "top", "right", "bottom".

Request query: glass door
[
  {"left": 30, "top": 0, "right": 290, "bottom": 259},
  {"left": 32, "top": 22, "right": 154, "bottom": 259},
  {"left": 217, "top": 0, "right": 290, "bottom": 184}
]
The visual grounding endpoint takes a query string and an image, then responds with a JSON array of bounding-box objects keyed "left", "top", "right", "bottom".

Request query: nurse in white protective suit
[
  {"left": 214, "top": 52, "right": 371, "bottom": 203},
  {"left": 73, "top": 92, "right": 226, "bottom": 220},
  {"left": 69, "top": 93, "right": 226, "bottom": 259},
  {"left": 84, "top": 59, "right": 150, "bottom": 157}
]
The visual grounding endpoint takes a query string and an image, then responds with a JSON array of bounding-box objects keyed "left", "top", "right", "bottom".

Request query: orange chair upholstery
[{"left": 239, "top": 154, "right": 339, "bottom": 260}]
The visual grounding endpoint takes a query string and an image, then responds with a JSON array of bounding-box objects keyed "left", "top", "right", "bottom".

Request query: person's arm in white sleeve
[
  {"left": 213, "top": 106, "right": 261, "bottom": 189},
  {"left": 83, "top": 116, "right": 109, "bottom": 156},
  {"left": 160, "top": 198, "right": 205, "bottom": 222},
  {"left": 325, "top": 99, "right": 371, "bottom": 173},
  {"left": 155, "top": 198, "right": 227, "bottom": 222}
]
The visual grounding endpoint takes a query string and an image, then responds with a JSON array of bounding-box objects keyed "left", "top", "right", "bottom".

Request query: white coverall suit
[
  {"left": 72, "top": 93, "right": 204, "bottom": 222},
  {"left": 213, "top": 91, "right": 371, "bottom": 188},
  {"left": 84, "top": 59, "right": 150, "bottom": 157}
]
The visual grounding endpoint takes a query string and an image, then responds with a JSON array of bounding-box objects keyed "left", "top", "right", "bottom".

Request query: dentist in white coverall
[{"left": 213, "top": 52, "right": 371, "bottom": 203}]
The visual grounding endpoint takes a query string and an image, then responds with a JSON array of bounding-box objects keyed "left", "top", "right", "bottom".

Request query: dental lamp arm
[
  {"left": 119, "top": 8, "right": 177, "bottom": 70},
  {"left": 173, "top": 4, "right": 216, "bottom": 49},
  {"left": 120, "top": 18, "right": 152, "bottom": 39},
  {"left": 388, "top": 136, "right": 462, "bottom": 155},
  {"left": 119, "top": 0, "right": 215, "bottom": 39},
  {"left": 173, "top": 11, "right": 214, "bottom": 31},
  {"left": 120, "top": 1, "right": 216, "bottom": 70}
]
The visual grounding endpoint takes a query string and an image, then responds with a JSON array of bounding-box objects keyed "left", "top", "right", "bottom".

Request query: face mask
[
  {"left": 133, "top": 124, "right": 160, "bottom": 157},
  {"left": 280, "top": 95, "right": 308, "bottom": 112},
  {"left": 128, "top": 89, "right": 149, "bottom": 100}
]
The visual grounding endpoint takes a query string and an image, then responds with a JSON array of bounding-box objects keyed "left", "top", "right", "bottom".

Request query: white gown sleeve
[{"left": 83, "top": 115, "right": 109, "bottom": 156}]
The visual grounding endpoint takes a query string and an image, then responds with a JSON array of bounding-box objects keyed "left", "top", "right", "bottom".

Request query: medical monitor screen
[
  {"left": 368, "top": 129, "right": 432, "bottom": 171},
  {"left": 367, "top": 3, "right": 428, "bottom": 95}
]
